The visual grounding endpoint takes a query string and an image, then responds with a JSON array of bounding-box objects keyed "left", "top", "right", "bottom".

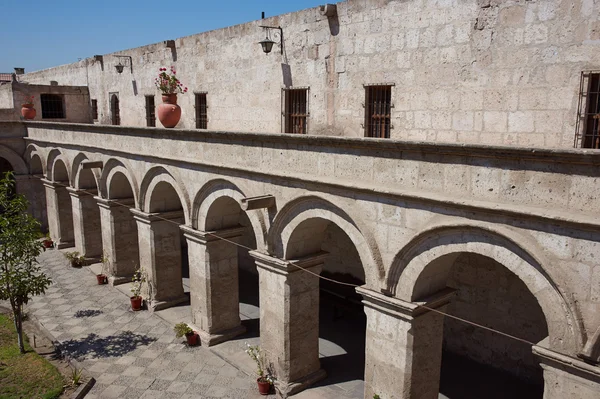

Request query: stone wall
[{"left": 17, "top": 0, "right": 600, "bottom": 148}]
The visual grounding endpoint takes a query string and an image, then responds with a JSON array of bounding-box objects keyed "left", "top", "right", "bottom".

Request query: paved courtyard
[{"left": 28, "top": 249, "right": 274, "bottom": 399}]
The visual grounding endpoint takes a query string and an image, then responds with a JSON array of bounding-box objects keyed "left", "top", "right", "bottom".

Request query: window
[
  {"left": 110, "top": 93, "right": 120, "bottom": 126},
  {"left": 91, "top": 99, "right": 98, "bottom": 120},
  {"left": 195, "top": 93, "right": 208, "bottom": 129},
  {"left": 283, "top": 88, "right": 309, "bottom": 134},
  {"left": 364, "top": 85, "right": 392, "bottom": 138},
  {"left": 40, "top": 94, "right": 65, "bottom": 119},
  {"left": 575, "top": 71, "right": 600, "bottom": 149},
  {"left": 145, "top": 95, "right": 156, "bottom": 127}
]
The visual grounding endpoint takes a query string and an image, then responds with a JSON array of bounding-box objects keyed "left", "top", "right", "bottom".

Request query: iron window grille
[
  {"left": 110, "top": 94, "right": 120, "bottom": 126},
  {"left": 575, "top": 71, "right": 600, "bottom": 149},
  {"left": 40, "top": 94, "right": 65, "bottom": 119},
  {"left": 195, "top": 93, "right": 208, "bottom": 129},
  {"left": 91, "top": 99, "right": 98, "bottom": 120},
  {"left": 145, "top": 95, "right": 156, "bottom": 127},
  {"left": 282, "top": 87, "right": 309, "bottom": 134},
  {"left": 364, "top": 85, "right": 393, "bottom": 138}
]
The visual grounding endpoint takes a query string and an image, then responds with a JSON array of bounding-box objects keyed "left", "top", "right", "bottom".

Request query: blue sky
[{"left": 0, "top": 0, "right": 325, "bottom": 73}]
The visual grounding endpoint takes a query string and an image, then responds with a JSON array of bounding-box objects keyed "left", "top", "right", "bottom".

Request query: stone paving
[{"left": 29, "top": 249, "right": 274, "bottom": 399}]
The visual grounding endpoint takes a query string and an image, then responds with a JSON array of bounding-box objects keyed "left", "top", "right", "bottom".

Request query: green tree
[{"left": 0, "top": 172, "right": 51, "bottom": 353}]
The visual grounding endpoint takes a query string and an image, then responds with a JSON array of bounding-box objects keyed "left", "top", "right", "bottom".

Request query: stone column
[
  {"left": 68, "top": 188, "right": 103, "bottom": 258},
  {"left": 534, "top": 345, "right": 600, "bottom": 399},
  {"left": 181, "top": 225, "right": 247, "bottom": 346},
  {"left": 131, "top": 209, "right": 187, "bottom": 311},
  {"left": 96, "top": 197, "right": 138, "bottom": 285},
  {"left": 357, "top": 287, "right": 454, "bottom": 399},
  {"left": 250, "top": 250, "right": 328, "bottom": 397},
  {"left": 42, "top": 179, "right": 73, "bottom": 248}
]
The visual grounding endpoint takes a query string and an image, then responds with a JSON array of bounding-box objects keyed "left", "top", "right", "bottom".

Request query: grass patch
[{"left": 0, "top": 313, "right": 64, "bottom": 399}]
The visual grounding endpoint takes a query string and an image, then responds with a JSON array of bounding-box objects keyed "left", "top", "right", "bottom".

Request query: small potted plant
[
  {"left": 174, "top": 322, "right": 198, "bottom": 346},
  {"left": 21, "top": 95, "right": 36, "bottom": 120},
  {"left": 42, "top": 234, "right": 53, "bottom": 249},
  {"left": 65, "top": 251, "right": 85, "bottom": 267},
  {"left": 130, "top": 267, "right": 146, "bottom": 311},
  {"left": 245, "top": 343, "right": 275, "bottom": 395},
  {"left": 96, "top": 253, "right": 109, "bottom": 285}
]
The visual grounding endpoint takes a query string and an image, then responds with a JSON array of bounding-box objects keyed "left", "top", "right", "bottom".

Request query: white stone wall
[{"left": 17, "top": 0, "right": 600, "bottom": 148}]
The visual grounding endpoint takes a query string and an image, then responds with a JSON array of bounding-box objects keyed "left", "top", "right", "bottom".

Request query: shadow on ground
[
  {"left": 56, "top": 331, "right": 156, "bottom": 360},
  {"left": 73, "top": 309, "right": 103, "bottom": 318}
]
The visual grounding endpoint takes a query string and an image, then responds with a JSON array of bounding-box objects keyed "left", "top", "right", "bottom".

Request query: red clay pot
[
  {"left": 42, "top": 239, "right": 53, "bottom": 249},
  {"left": 96, "top": 274, "right": 108, "bottom": 285},
  {"left": 185, "top": 332, "right": 199, "bottom": 346},
  {"left": 157, "top": 94, "right": 181, "bottom": 128},
  {"left": 257, "top": 378, "right": 271, "bottom": 395},
  {"left": 130, "top": 296, "right": 143, "bottom": 311},
  {"left": 21, "top": 104, "right": 36, "bottom": 120}
]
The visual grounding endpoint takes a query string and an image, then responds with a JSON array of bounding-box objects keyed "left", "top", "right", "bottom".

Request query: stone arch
[
  {"left": 192, "top": 179, "right": 266, "bottom": 251},
  {"left": 72, "top": 153, "right": 101, "bottom": 190},
  {"left": 387, "top": 222, "right": 582, "bottom": 354},
  {"left": 0, "top": 145, "right": 27, "bottom": 175},
  {"left": 268, "top": 195, "right": 382, "bottom": 287},
  {"left": 139, "top": 166, "right": 190, "bottom": 223},
  {"left": 25, "top": 144, "right": 46, "bottom": 176},
  {"left": 46, "top": 149, "right": 71, "bottom": 183},
  {"left": 99, "top": 158, "right": 139, "bottom": 203}
]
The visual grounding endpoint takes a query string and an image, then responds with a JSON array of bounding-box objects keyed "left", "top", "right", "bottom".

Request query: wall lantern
[
  {"left": 114, "top": 55, "right": 132, "bottom": 74},
  {"left": 259, "top": 26, "right": 283, "bottom": 55}
]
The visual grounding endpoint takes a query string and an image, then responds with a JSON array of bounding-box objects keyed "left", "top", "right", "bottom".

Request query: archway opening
[
  {"left": 110, "top": 94, "right": 120, "bottom": 125},
  {"left": 0, "top": 156, "right": 15, "bottom": 199},
  {"left": 29, "top": 154, "right": 48, "bottom": 231},
  {"left": 52, "top": 159, "right": 74, "bottom": 246},
  {"left": 105, "top": 171, "right": 139, "bottom": 282},
  {"left": 73, "top": 167, "right": 103, "bottom": 258},
  {"left": 414, "top": 252, "right": 548, "bottom": 399},
  {"left": 285, "top": 217, "right": 367, "bottom": 395}
]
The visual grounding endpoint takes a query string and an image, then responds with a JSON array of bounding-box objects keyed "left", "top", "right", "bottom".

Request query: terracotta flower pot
[
  {"left": 130, "top": 296, "right": 143, "bottom": 311},
  {"left": 42, "top": 239, "right": 53, "bottom": 249},
  {"left": 257, "top": 378, "right": 271, "bottom": 395},
  {"left": 21, "top": 104, "right": 36, "bottom": 120},
  {"left": 185, "top": 332, "right": 199, "bottom": 346},
  {"left": 96, "top": 274, "right": 108, "bottom": 285},
  {"left": 157, "top": 94, "right": 181, "bottom": 128}
]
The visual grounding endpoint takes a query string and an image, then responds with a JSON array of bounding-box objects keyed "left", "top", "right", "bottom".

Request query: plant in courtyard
[
  {"left": 0, "top": 172, "right": 52, "bottom": 354},
  {"left": 173, "top": 322, "right": 193, "bottom": 338},
  {"left": 154, "top": 66, "right": 188, "bottom": 95},
  {"left": 97, "top": 253, "right": 109, "bottom": 284},
  {"left": 64, "top": 251, "right": 85, "bottom": 267},
  {"left": 245, "top": 343, "right": 275, "bottom": 388},
  {"left": 22, "top": 95, "right": 34, "bottom": 106},
  {"left": 130, "top": 267, "right": 146, "bottom": 298},
  {"left": 70, "top": 367, "right": 83, "bottom": 386}
]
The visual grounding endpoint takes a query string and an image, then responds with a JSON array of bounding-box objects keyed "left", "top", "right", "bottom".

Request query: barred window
[
  {"left": 145, "top": 95, "right": 156, "bottom": 127},
  {"left": 110, "top": 93, "right": 120, "bottom": 126},
  {"left": 575, "top": 71, "right": 600, "bottom": 149},
  {"left": 91, "top": 99, "right": 98, "bottom": 120},
  {"left": 364, "top": 85, "right": 392, "bottom": 138},
  {"left": 40, "top": 94, "right": 65, "bottom": 119},
  {"left": 195, "top": 93, "right": 208, "bottom": 129},
  {"left": 283, "top": 88, "right": 309, "bottom": 134}
]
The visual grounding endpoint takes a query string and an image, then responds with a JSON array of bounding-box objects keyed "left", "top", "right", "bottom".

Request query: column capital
[
  {"left": 534, "top": 344, "right": 600, "bottom": 384},
  {"left": 357, "top": 286, "right": 455, "bottom": 321},
  {"left": 95, "top": 196, "right": 135, "bottom": 210},
  {"left": 41, "top": 178, "right": 67, "bottom": 189},
  {"left": 249, "top": 250, "right": 328, "bottom": 276},
  {"left": 130, "top": 208, "right": 184, "bottom": 224},
  {"left": 180, "top": 225, "right": 245, "bottom": 245},
  {"left": 67, "top": 187, "right": 98, "bottom": 197}
]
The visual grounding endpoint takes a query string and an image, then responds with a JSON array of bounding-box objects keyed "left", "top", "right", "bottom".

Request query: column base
[
  {"left": 57, "top": 241, "right": 74, "bottom": 249},
  {"left": 110, "top": 275, "right": 133, "bottom": 286},
  {"left": 150, "top": 295, "right": 189, "bottom": 311},
  {"left": 198, "top": 325, "right": 247, "bottom": 347},
  {"left": 276, "top": 368, "right": 327, "bottom": 398}
]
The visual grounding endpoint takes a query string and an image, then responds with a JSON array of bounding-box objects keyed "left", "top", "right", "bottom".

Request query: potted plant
[
  {"left": 245, "top": 343, "right": 275, "bottom": 395},
  {"left": 154, "top": 66, "right": 188, "bottom": 128},
  {"left": 65, "top": 251, "right": 85, "bottom": 267},
  {"left": 96, "top": 253, "right": 109, "bottom": 285},
  {"left": 42, "top": 234, "right": 53, "bottom": 249},
  {"left": 174, "top": 322, "right": 198, "bottom": 346},
  {"left": 21, "top": 95, "right": 36, "bottom": 120},
  {"left": 130, "top": 267, "right": 146, "bottom": 311}
]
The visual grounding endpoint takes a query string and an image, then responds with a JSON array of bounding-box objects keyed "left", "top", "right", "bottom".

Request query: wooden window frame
[
  {"left": 364, "top": 84, "right": 393, "bottom": 138},
  {"left": 575, "top": 71, "right": 600, "bottom": 149},
  {"left": 40, "top": 94, "right": 65, "bottom": 119},
  {"left": 282, "top": 87, "right": 309, "bottom": 134},
  {"left": 145, "top": 95, "right": 156, "bottom": 127},
  {"left": 194, "top": 92, "right": 208, "bottom": 129}
]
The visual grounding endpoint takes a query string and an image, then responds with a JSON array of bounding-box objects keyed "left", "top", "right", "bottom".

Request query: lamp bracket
[
  {"left": 260, "top": 25, "right": 283, "bottom": 54},
  {"left": 115, "top": 55, "right": 133, "bottom": 74}
]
